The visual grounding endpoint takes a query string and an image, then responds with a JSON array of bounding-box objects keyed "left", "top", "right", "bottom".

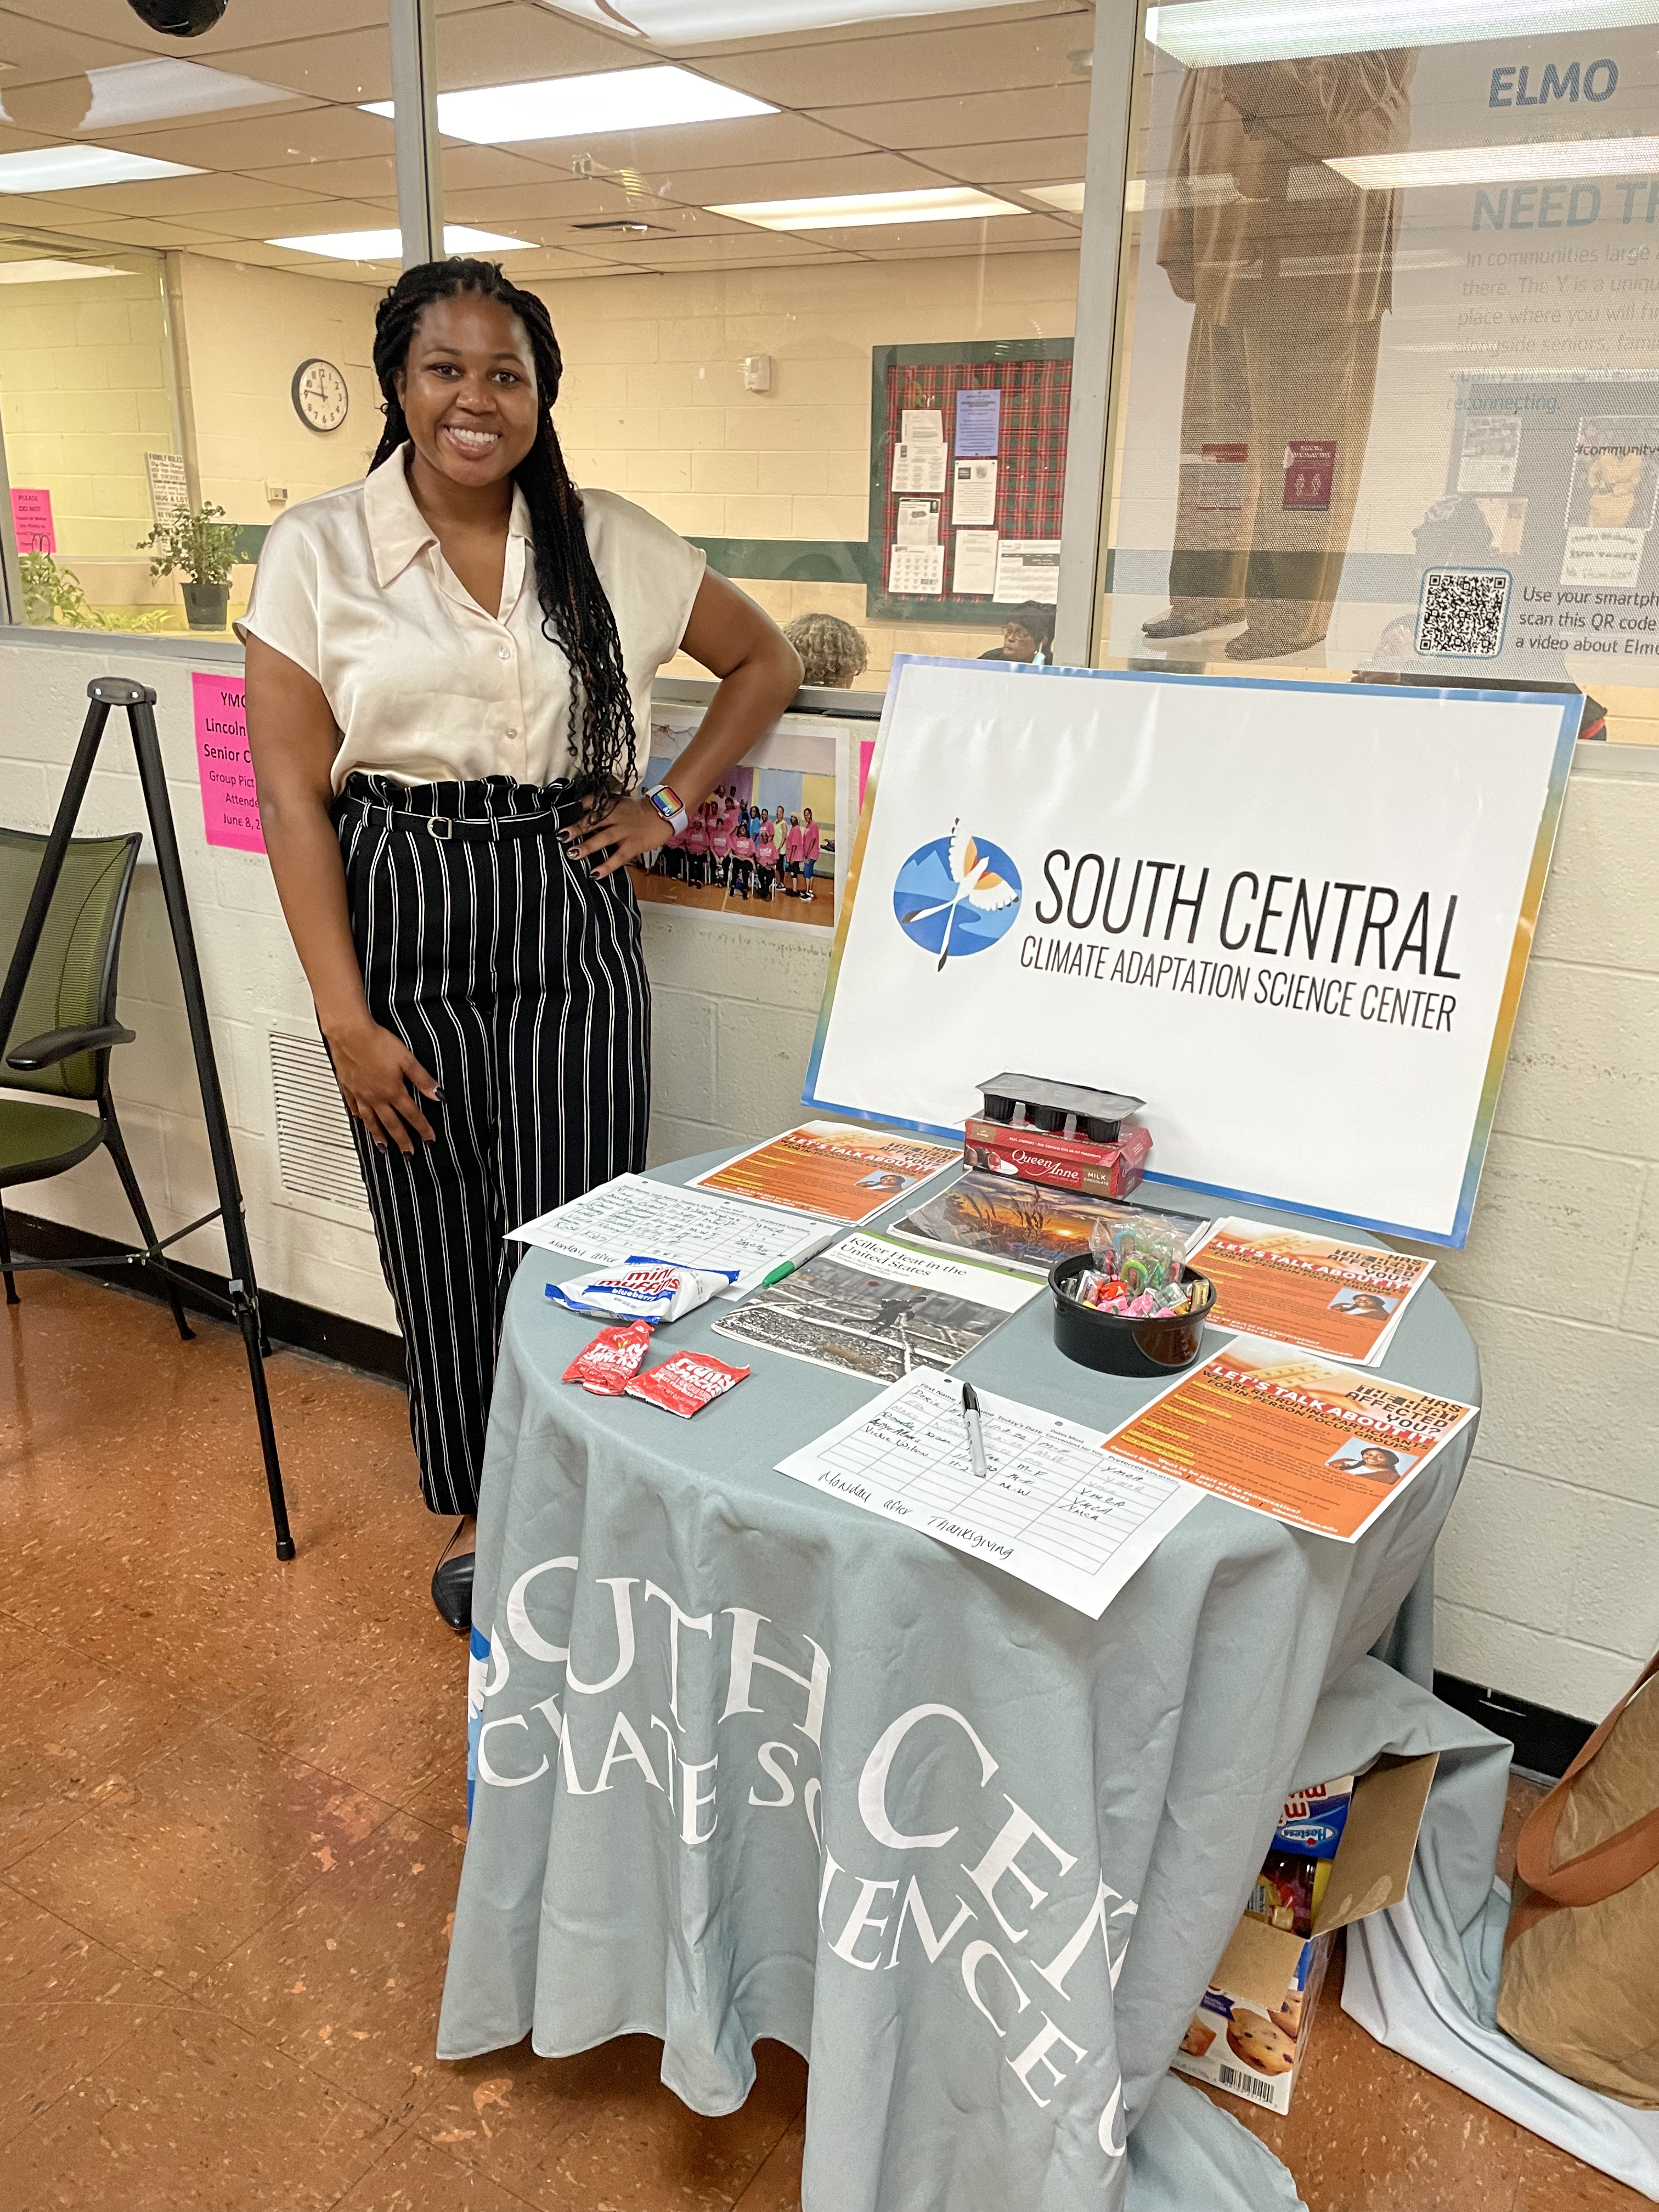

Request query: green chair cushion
[{"left": 0, "top": 1098, "right": 104, "bottom": 1182}]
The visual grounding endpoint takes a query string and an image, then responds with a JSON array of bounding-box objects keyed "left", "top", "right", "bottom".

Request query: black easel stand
[{"left": 0, "top": 678, "right": 295, "bottom": 1560}]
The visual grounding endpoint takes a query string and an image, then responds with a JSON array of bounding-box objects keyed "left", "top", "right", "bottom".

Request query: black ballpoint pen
[{"left": 960, "top": 1380, "right": 989, "bottom": 1479}]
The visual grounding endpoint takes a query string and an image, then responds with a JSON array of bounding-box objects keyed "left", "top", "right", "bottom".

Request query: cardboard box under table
[{"left": 1170, "top": 1752, "right": 1438, "bottom": 2114}]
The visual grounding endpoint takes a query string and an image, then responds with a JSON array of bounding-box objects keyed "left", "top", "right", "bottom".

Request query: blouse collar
[{"left": 363, "top": 442, "right": 533, "bottom": 589}]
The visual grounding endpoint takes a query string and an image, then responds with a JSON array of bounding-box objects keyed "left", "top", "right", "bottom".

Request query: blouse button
[
  {"left": 506, "top": 726, "right": 519, "bottom": 738},
  {"left": 497, "top": 644, "right": 511, "bottom": 661}
]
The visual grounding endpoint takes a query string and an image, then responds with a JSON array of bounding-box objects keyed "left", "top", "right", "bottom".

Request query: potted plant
[
  {"left": 20, "top": 551, "right": 170, "bottom": 633},
  {"left": 138, "top": 501, "right": 241, "bottom": 630}
]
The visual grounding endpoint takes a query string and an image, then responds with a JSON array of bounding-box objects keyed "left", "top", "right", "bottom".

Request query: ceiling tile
[
  {"left": 241, "top": 154, "right": 398, "bottom": 201},
  {"left": 435, "top": 3, "right": 654, "bottom": 92},
  {"left": 41, "top": 167, "right": 334, "bottom": 215},
  {"left": 806, "top": 80, "right": 1090, "bottom": 151},
  {"left": 694, "top": 14, "right": 1090, "bottom": 108},
  {"left": 0, "top": 8, "right": 149, "bottom": 86},
  {"left": 732, "top": 206, "right": 1064, "bottom": 251},
  {"left": 98, "top": 103, "right": 394, "bottom": 171},
  {"left": 213, "top": 198, "right": 403, "bottom": 241},
  {"left": 925, "top": 133, "right": 1087, "bottom": 185},
  {"left": 440, "top": 142, "right": 581, "bottom": 189},
  {"left": 180, "top": 26, "right": 396, "bottom": 106},
  {"left": 645, "top": 149, "right": 945, "bottom": 207},
  {"left": 442, "top": 174, "right": 673, "bottom": 221},
  {"left": 639, "top": 1, "right": 1088, "bottom": 61},
  {"left": 2, "top": 0, "right": 394, "bottom": 59},
  {"left": 486, "top": 110, "right": 865, "bottom": 172}
]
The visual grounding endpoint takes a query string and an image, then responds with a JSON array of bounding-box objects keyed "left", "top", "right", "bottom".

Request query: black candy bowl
[{"left": 1047, "top": 1252, "right": 1216, "bottom": 1378}]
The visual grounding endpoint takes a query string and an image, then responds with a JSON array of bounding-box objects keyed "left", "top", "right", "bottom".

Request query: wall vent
[{"left": 269, "top": 1029, "right": 370, "bottom": 1218}]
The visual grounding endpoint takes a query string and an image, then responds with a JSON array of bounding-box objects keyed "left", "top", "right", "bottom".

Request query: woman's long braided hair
[{"left": 369, "top": 257, "right": 636, "bottom": 800}]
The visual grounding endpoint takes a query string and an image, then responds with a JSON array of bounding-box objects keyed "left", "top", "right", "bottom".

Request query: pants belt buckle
[{"left": 425, "top": 816, "right": 453, "bottom": 840}]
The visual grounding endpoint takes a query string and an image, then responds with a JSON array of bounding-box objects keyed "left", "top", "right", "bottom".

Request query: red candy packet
[
  {"left": 562, "top": 1321, "right": 654, "bottom": 1396},
  {"left": 624, "top": 1350, "right": 751, "bottom": 1418}
]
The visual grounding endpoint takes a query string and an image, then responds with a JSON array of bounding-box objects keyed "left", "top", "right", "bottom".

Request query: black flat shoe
[{"left": 432, "top": 1547, "right": 475, "bottom": 1632}]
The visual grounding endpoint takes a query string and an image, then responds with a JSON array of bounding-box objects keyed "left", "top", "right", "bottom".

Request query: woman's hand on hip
[
  {"left": 565, "top": 793, "right": 667, "bottom": 880},
  {"left": 327, "top": 1017, "right": 440, "bottom": 1154}
]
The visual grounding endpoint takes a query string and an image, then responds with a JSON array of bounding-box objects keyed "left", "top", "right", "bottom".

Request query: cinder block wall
[{"left": 0, "top": 633, "right": 1654, "bottom": 1723}]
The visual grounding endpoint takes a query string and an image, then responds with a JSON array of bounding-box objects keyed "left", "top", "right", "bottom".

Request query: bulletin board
[{"left": 865, "top": 338, "right": 1073, "bottom": 626}]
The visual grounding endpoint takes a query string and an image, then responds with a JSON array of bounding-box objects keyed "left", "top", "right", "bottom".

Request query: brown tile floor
[{"left": 0, "top": 1269, "right": 1644, "bottom": 2212}]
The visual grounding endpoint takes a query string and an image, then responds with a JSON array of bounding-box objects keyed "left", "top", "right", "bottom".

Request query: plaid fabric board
[{"left": 873, "top": 349, "right": 1073, "bottom": 617}]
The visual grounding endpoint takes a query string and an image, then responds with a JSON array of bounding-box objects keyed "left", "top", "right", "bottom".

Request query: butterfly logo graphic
[{"left": 893, "top": 821, "right": 1023, "bottom": 969}]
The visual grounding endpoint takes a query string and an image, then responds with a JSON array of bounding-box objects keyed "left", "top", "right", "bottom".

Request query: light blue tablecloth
[{"left": 441, "top": 1154, "right": 1483, "bottom": 2212}]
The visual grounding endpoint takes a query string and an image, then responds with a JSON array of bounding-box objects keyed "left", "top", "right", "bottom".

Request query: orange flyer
[
  {"left": 1098, "top": 1335, "right": 1476, "bottom": 1543},
  {"left": 1189, "top": 1217, "right": 1434, "bottom": 1368},
  {"left": 690, "top": 1121, "right": 960, "bottom": 1226}
]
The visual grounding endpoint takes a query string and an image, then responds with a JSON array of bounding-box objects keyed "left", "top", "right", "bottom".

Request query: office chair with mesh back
[{"left": 0, "top": 825, "right": 191, "bottom": 1339}]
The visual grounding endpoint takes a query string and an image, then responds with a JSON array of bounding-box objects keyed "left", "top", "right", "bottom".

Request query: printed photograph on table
[
  {"left": 712, "top": 1231, "right": 1039, "bottom": 1384},
  {"left": 628, "top": 709, "right": 853, "bottom": 934},
  {"left": 691, "top": 1119, "right": 959, "bottom": 1224},
  {"left": 1098, "top": 1336, "right": 1477, "bottom": 1543}
]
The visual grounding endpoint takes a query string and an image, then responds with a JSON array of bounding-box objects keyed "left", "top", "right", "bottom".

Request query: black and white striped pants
[{"left": 335, "top": 772, "right": 650, "bottom": 1516}]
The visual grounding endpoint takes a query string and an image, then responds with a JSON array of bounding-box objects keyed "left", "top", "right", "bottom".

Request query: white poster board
[{"left": 803, "top": 659, "right": 1578, "bottom": 1246}]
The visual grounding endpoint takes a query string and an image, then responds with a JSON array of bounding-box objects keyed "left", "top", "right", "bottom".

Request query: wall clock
[{"left": 291, "top": 358, "right": 349, "bottom": 433}]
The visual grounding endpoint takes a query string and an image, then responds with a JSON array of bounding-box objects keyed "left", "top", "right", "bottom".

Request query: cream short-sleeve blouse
[{"left": 237, "top": 444, "right": 707, "bottom": 793}]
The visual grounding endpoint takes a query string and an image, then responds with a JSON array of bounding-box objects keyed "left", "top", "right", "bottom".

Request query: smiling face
[{"left": 393, "top": 291, "right": 540, "bottom": 492}]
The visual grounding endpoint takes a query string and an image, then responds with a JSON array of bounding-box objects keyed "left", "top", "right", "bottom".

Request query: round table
[{"left": 439, "top": 1148, "right": 1479, "bottom": 2212}]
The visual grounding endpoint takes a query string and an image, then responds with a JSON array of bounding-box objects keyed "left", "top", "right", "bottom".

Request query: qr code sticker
[{"left": 1414, "top": 568, "right": 1510, "bottom": 658}]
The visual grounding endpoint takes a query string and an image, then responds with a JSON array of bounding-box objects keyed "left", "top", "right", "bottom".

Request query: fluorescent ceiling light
[
  {"left": 1028, "top": 182, "right": 1085, "bottom": 213},
  {"left": 0, "top": 144, "right": 203, "bottom": 193},
  {"left": 0, "top": 257, "right": 123, "bottom": 282},
  {"left": 269, "top": 224, "right": 534, "bottom": 261},
  {"left": 710, "top": 185, "right": 1028, "bottom": 230},
  {"left": 541, "top": 0, "right": 1017, "bottom": 37},
  {"left": 1147, "top": 0, "right": 1659, "bottom": 66},
  {"left": 1329, "top": 136, "right": 1659, "bottom": 192},
  {"left": 79, "top": 58, "right": 288, "bottom": 128},
  {"left": 364, "top": 66, "right": 774, "bottom": 146}
]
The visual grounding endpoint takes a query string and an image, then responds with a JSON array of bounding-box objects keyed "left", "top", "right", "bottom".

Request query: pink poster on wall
[
  {"left": 11, "top": 487, "right": 55, "bottom": 552},
  {"left": 191, "top": 671, "right": 266, "bottom": 853}
]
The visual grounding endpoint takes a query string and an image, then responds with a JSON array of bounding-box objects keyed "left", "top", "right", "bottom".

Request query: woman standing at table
[{"left": 242, "top": 258, "right": 800, "bottom": 1627}]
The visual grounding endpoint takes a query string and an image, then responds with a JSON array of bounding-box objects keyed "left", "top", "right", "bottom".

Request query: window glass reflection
[{"left": 1103, "top": 1, "right": 1659, "bottom": 739}]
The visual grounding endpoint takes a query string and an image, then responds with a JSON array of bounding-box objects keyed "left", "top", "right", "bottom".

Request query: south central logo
[{"left": 893, "top": 822, "right": 1022, "bottom": 969}]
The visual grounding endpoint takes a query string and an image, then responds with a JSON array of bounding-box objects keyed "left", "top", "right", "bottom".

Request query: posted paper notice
[
  {"left": 891, "top": 441, "right": 948, "bottom": 495},
  {"left": 777, "top": 1366, "right": 1201, "bottom": 1617},
  {"left": 1097, "top": 1335, "right": 1476, "bottom": 1543},
  {"left": 952, "top": 459, "right": 997, "bottom": 527},
  {"left": 993, "top": 538, "right": 1060, "bottom": 605},
  {"left": 955, "top": 387, "right": 1001, "bottom": 458},
  {"left": 896, "top": 498, "right": 941, "bottom": 546},
  {"left": 888, "top": 542, "right": 945, "bottom": 596},
  {"left": 1188, "top": 1218, "right": 1433, "bottom": 1367},
  {"left": 952, "top": 530, "right": 999, "bottom": 595}
]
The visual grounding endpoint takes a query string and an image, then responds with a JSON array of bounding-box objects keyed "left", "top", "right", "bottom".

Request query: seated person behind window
[
  {"left": 981, "top": 603, "right": 1055, "bottom": 663},
  {"left": 784, "top": 611, "right": 869, "bottom": 689}
]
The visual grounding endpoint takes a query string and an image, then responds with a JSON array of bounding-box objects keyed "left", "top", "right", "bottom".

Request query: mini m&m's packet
[
  {"left": 623, "top": 1350, "right": 751, "bottom": 1419},
  {"left": 561, "top": 1321, "right": 654, "bottom": 1396},
  {"left": 544, "top": 1257, "right": 736, "bottom": 1327}
]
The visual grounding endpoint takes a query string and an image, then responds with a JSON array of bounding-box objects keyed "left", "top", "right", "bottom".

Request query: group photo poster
[
  {"left": 629, "top": 707, "right": 856, "bottom": 936},
  {"left": 804, "top": 658, "right": 1578, "bottom": 1246}
]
